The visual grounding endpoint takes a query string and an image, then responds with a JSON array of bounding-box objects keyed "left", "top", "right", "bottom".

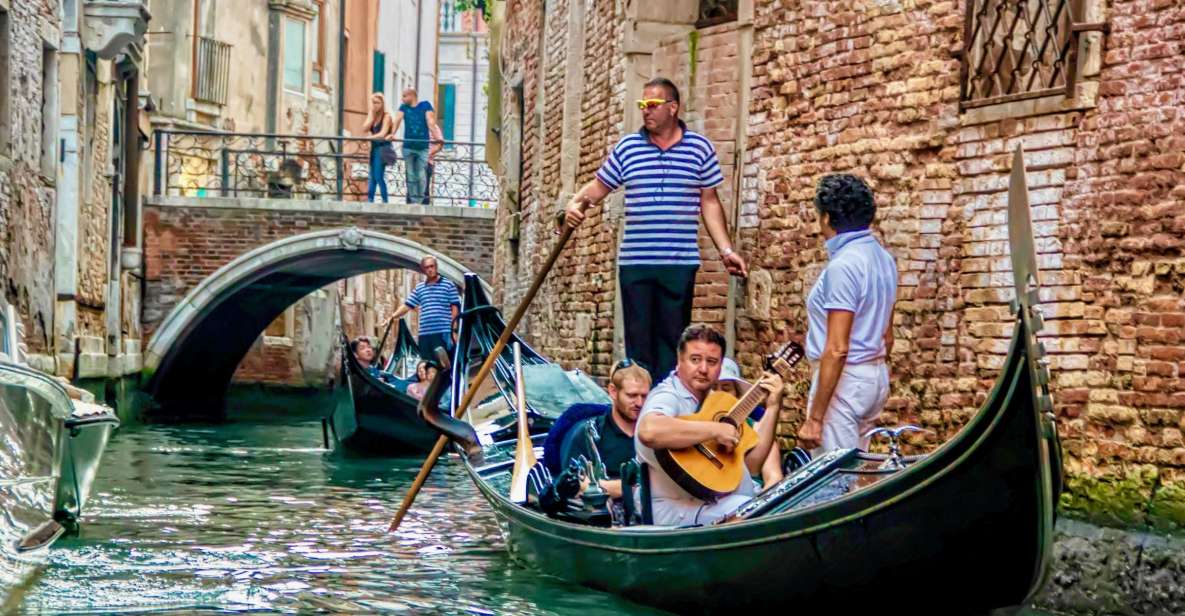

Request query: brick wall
[{"left": 0, "top": 0, "right": 58, "bottom": 354}]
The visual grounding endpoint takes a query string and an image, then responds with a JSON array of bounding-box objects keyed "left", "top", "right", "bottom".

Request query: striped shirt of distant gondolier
[
  {"left": 405, "top": 277, "right": 461, "bottom": 336},
  {"left": 595, "top": 121, "right": 724, "bottom": 267}
]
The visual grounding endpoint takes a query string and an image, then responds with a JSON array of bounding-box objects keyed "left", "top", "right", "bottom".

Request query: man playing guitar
[{"left": 635, "top": 324, "right": 785, "bottom": 526}]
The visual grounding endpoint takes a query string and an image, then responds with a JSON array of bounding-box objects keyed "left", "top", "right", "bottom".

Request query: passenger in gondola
[
  {"left": 543, "top": 359, "right": 652, "bottom": 500},
  {"left": 406, "top": 362, "right": 438, "bottom": 400},
  {"left": 636, "top": 324, "right": 783, "bottom": 526},
  {"left": 351, "top": 337, "right": 397, "bottom": 385},
  {"left": 796, "top": 174, "right": 897, "bottom": 455}
]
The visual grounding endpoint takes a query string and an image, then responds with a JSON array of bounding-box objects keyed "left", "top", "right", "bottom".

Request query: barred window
[
  {"left": 697, "top": 0, "right": 738, "bottom": 29},
  {"left": 960, "top": 0, "right": 1104, "bottom": 109}
]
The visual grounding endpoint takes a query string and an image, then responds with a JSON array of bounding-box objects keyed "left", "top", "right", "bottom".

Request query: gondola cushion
[{"left": 542, "top": 403, "right": 611, "bottom": 475}]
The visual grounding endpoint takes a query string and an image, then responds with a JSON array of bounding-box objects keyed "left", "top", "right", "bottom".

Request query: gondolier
[
  {"left": 796, "top": 174, "right": 898, "bottom": 453},
  {"left": 562, "top": 77, "right": 748, "bottom": 380},
  {"left": 386, "top": 256, "right": 461, "bottom": 360}
]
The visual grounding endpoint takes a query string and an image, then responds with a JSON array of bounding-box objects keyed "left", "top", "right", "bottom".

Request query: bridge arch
[{"left": 143, "top": 227, "right": 490, "bottom": 415}]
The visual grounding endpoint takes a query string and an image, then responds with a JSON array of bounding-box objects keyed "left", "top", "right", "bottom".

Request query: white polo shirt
[
  {"left": 636, "top": 372, "right": 757, "bottom": 526},
  {"left": 805, "top": 229, "right": 898, "bottom": 364}
]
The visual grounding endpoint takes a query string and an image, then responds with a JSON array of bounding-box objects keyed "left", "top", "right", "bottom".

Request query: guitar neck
[{"left": 724, "top": 375, "right": 769, "bottom": 425}]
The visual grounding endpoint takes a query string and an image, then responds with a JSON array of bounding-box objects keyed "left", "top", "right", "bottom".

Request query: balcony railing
[
  {"left": 193, "top": 36, "right": 231, "bottom": 106},
  {"left": 151, "top": 129, "right": 498, "bottom": 208}
]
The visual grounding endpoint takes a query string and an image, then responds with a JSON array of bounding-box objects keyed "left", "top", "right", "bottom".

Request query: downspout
[
  {"left": 265, "top": 10, "right": 281, "bottom": 134},
  {"left": 123, "top": 69, "right": 141, "bottom": 247},
  {"left": 414, "top": 0, "right": 423, "bottom": 92},
  {"left": 337, "top": 0, "right": 346, "bottom": 134},
  {"left": 725, "top": 4, "right": 756, "bottom": 357}
]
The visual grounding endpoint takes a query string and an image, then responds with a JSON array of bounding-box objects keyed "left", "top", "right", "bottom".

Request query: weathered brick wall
[
  {"left": 494, "top": 0, "right": 625, "bottom": 374},
  {"left": 0, "top": 0, "right": 59, "bottom": 354},
  {"left": 141, "top": 199, "right": 495, "bottom": 351},
  {"left": 743, "top": 0, "right": 1185, "bottom": 527}
]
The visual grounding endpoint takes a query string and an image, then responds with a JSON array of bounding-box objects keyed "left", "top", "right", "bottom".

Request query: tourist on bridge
[
  {"left": 562, "top": 77, "right": 748, "bottom": 380},
  {"left": 385, "top": 256, "right": 461, "bottom": 361},
  {"left": 390, "top": 88, "right": 440, "bottom": 205},
  {"left": 360, "top": 93, "right": 395, "bottom": 203}
]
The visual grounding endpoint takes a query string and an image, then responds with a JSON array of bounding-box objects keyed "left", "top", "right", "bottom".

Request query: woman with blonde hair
[{"left": 361, "top": 92, "right": 395, "bottom": 203}]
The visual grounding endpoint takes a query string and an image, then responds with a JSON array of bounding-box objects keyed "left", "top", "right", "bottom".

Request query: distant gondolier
[
  {"left": 386, "top": 256, "right": 461, "bottom": 360},
  {"left": 563, "top": 77, "right": 748, "bottom": 380}
]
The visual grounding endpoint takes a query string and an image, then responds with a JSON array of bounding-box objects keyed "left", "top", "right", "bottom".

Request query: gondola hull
[
  {"left": 331, "top": 357, "right": 440, "bottom": 455},
  {"left": 463, "top": 325, "right": 1056, "bottom": 614}
]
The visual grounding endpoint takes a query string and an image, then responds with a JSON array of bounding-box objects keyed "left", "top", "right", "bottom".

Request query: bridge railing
[{"left": 151, "top": 129, "right": 499, "bottom": 208}]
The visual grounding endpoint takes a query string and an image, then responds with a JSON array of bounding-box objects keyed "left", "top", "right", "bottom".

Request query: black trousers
[
  {"left": 619, "top": 265, "right": 699, "bottom": 380},
  {"left": 418, "top": 333, "right": 453, "bottom": 365}
]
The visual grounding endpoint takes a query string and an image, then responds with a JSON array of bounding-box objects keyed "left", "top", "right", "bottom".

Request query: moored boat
[
  {"left": 0, "top": 304, "right": 119, "bottom": 606},
  {"left": 437, "top": 149, "right": 1063, "bottom": 614}
]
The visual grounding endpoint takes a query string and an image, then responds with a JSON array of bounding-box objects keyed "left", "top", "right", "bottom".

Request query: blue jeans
[
  {"left": 368, "top": 147, "right": 389, "bottom": 203},
  {"left": 403, "top": 147, "right": 429, "bottom": 204}
]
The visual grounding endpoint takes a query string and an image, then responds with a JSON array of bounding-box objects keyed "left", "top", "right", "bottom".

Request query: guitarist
[{"left": 635, "top": 324, "right": 784, "bottom": 526}]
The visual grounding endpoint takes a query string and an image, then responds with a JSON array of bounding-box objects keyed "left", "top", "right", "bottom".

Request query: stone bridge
[{"left": 141, "top": 196, "right": 495, "bottom": 414}]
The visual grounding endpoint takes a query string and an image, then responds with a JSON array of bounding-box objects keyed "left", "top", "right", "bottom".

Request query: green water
[
  {"left": 22, "top": 407, "right": 1059, "bottom": 615},
  {"left": 23, "top": 408, "right": 658, "bottom": 615}
]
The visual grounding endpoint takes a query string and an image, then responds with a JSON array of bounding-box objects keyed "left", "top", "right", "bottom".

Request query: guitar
[{"left": 654, "top": 340, "right": 805, "bottom": 502}]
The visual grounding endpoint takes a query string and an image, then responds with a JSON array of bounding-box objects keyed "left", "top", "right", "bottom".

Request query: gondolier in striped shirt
[
  {"left": 563, "top": 77, "right": 748, "bottom": 379},
  {"left": 385, "top": 256, "right": 462, "bottom": 361}
]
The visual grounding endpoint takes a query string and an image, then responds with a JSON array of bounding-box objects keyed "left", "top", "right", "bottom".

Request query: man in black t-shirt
[{"left": 563, "top": 361, "right": 651, "bottom": 499}]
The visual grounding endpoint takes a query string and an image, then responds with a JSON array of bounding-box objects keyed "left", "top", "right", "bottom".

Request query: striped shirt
[
  {"left": 405, "top": 277, "right": 461, "bottom": 336},
  {"left": 595, "top": 122, "right": 724, "bottom": 266}
]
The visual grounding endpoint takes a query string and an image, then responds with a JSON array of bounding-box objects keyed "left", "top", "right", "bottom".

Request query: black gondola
[
  {"left": 329, "top": 320, "right": 440, "bottom": 454},
  {"left": 430, "top": 147, "right": 1062, "bottom": 614}
]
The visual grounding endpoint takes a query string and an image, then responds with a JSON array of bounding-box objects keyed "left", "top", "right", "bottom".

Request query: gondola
[
  {"left": 328, "top": 320, "right": 441, "bottom": 454},
  {"left": 436, "top": 148, "right": 1063, "bottom": 614},
  {"left": 1, "top": 304, "right": 119, "bottom": 604}
]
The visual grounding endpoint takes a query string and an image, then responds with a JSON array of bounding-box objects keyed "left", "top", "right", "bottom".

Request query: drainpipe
[
  {"left": 337, "top": 0, "right": 346, "bottom": 134},
  {"left": 414, "top": 0, "right": 423, "bottom": 92},
  {"left": 265, "top": 10, "right": 281, "bottom": 134},
  {"left": 123, "top": 69, "right": 141, "bottom": 249}
]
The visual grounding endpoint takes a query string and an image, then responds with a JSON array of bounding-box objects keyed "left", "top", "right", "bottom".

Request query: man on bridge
[{"left": 385, "top": 256, "right": 461, "bottom": 361}]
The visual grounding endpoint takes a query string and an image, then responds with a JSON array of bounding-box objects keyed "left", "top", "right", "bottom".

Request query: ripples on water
[
  {"left": 22, "top": 406, "right": 1057, "bottom": 615},
  {"left": 24, "top": 406, "right": 662, "bottom": 615}
]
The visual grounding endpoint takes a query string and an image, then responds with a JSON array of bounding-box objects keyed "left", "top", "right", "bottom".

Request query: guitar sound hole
[{"left": 718, "top": 417, "right": 738, "bottom": 429}]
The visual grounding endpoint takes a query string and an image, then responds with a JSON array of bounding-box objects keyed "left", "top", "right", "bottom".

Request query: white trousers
[{"left": 807, "top": 359, "right": 890, "bottom": 454}]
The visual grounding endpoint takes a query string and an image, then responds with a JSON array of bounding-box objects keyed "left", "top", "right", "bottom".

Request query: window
[
  {"left": 0, "top": 6, "right": 10, "bottom": 154},
  {"left": 312, "top": 1, "right": 326, "bottom": 86},
  {"left": 437, "top": 83, "right": 456, "bottom": 141},
  {"left": 697, "top": 0, "right": 738, "bottom": 28},
  {"left": 372, "top": 51, "right": 385, "bottom": 95},
  {"left": 283, "top": 17, "right": 306, "bottom": 92},
  {"left": 41, "top": 44, "right": 59, "bottom": 178},
  {"left": 960, "top": 0, "right": 1103, "bottom": 109}
]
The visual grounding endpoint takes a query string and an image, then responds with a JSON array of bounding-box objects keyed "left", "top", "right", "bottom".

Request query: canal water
[{"left": 22, "top": 404, "right": 1056, "bottom": 615}]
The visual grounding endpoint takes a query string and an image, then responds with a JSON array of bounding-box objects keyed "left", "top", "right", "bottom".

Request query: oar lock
[{"left": 865, "top": 425, "right": 927, "bottom": 471}]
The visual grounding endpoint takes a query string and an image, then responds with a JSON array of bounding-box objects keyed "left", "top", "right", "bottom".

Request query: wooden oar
[
  {"left": 387, "top": 217, "right": 582, "bottom": 532},
  {"left": 508, "top": 342, "right": 537, "bottom": 503}
]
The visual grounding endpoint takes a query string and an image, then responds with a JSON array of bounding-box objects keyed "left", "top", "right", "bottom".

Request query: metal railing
[
  {"left": 193, "top": 36, "right": 232, "bottom": 106},
  {"left": 151, "top": 129, "right": 498, "bottom": 208},
  {"left": 960, "top": 0, "right": 1105, "bottom": 109}
]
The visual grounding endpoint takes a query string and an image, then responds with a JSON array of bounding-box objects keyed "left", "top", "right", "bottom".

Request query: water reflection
[
  {"left": 23, "top": 408, "right": 661, "bottom": 615},
  {"left": 22, "top": 407, "right": 1057, "bottom": 615}
]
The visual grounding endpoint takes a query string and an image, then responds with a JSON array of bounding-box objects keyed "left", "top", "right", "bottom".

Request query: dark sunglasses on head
[{"left": 610, "top": 358, "right": 649, "bottom": 381}]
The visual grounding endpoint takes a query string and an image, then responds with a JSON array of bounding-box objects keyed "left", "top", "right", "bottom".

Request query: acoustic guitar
[{"left": 654, "top": 340, "right": 805, "bottom": 501}]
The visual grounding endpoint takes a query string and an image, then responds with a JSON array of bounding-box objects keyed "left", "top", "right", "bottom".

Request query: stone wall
[
  {"left": 0, "top": 0, "right": 59, "bottom": 356},
  {"left": 493, "top": 0, "right": 1185, "bottom": 528}
]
